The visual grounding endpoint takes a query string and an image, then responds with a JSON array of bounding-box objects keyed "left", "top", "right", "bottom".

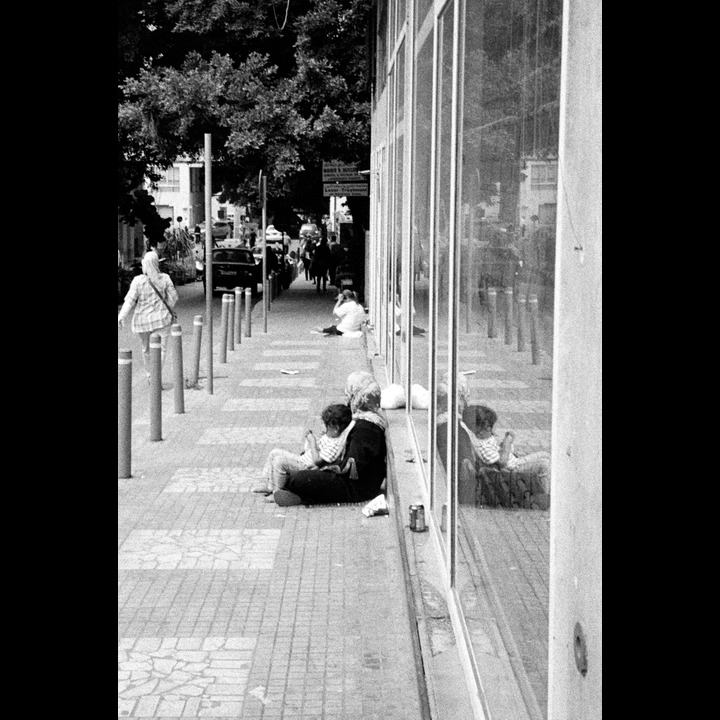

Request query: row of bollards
[
  {"left": 484, "top": 287, "right": 542, "bottom": 365},
  {"left": 119, "top": 285, "right": 256, "bottom": 478}
]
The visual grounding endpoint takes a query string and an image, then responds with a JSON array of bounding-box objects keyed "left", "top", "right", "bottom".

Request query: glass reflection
[
  {"left": 409, "top": 22, "right": 434, "bottom": 472},
  {"left": 432, "top": 7, "right": 455, "bottom": 543},
  {"left": 395, "top": 46, "right": 406, "bottom": 384},
  {"left": 453, "top": 0, "right": 562, "bottom": 717}
]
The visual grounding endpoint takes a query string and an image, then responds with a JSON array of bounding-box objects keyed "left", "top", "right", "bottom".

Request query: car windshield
[
  {"left": 301, "top": 224, "right": 317, "bottom": 233},
  {"left": 213, "top": 249, "right": 253, "bottom": 264}
]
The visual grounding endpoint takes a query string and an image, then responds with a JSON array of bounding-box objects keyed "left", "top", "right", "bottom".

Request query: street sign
[
  {"left": 323, "top": 182, "right": 369, "bottom": 197},
  {"left": 322, "top": 161, "right": 364, "bottom": 182}
]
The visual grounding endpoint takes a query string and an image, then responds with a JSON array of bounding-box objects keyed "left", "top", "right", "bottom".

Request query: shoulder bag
[{"left": 147, "top": 278, "right": 177, "bottom": 323}]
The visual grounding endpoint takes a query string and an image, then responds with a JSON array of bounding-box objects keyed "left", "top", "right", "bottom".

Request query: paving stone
[{"left": 119, "top": 274, "right": 550, "bottom": 720}]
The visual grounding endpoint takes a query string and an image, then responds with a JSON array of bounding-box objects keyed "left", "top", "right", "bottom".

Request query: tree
[{"left": 118, "top": 0, "right": 372, "bottom": 229}]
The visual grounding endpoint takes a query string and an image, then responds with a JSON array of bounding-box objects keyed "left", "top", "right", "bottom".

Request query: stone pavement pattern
[{"left": 118, "top": 277, "right": 424, "bottom": 719}]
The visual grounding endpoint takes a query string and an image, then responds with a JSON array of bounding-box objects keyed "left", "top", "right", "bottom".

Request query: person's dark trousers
[
  {"left": 304, "top": 262, "right": 311, "bottom": 280},
  {"left": 316, "top": 271, "right": 327, "bottom": 293},
  {"left": 286, "top": 471, "right": 356, "bottom": 504}
]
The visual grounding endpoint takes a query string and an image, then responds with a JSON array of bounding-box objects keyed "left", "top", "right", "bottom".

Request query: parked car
[
  {"left": 299, "top": 223, "right": 321, "bottom": 242},
  {"left": 198, "top": 220, "right": 233, "bottom": 239},
  {"left": 204, "top": 247, "right": 258, "bottom": 295},
  {"left": 264, "top": 225, "right": 285, "bottom": 245}
]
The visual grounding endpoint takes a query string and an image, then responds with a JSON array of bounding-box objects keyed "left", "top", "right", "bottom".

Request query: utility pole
[
  {"left": 204, "top": 133, "right": 214, "bottom": 394},
  {"left": 260, "top": 172, "right": 268, "bottom": 333}
]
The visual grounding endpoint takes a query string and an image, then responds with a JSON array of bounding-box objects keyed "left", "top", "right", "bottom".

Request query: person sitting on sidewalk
[
  {"left": 464, "top": 404, "right": 551, "bottom": 495},
  {"left": 253, "top": 404, "right": 355, "bottom": 500},
  {"left": 274, "top": 371, "right": 387, "bottom": 507},
  {"left": 314, "top": 290, "right": 366, "bottom": 336}
]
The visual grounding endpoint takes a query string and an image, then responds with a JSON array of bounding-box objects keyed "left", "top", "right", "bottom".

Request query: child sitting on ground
[
  {"left": 464, "top": 404, "right": 551, "bottom": 495},
  {"left": 253, "top": 404, "right": 355, "bottom": 500}
]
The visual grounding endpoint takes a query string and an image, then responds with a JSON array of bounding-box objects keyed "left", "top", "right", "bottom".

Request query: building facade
[
  {"left": 117, "top": 215, "right": 144, "bottom": 267},
  {"left": 367, "top": 1, "right": 601, "bottom": 718},
  {"left": 151, "top": 161, "right": 205, "bottom": 228}
]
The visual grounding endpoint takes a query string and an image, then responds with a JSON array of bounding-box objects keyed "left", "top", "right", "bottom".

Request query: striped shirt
[
  {"left": 300, "top": 432, "right": 346, "bottom": 468},
  {"left": 471, "top": 434, "right": 519, "bottom": 470},
  {"left": 119, "top": 273, "right": 178, "bottom": 334}
]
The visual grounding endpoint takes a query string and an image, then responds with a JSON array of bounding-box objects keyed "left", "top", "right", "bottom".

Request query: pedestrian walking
[
  {"left": 302, "top": 239, "right": 315, "bottom": 281},
  {"left": 117, "top": 253, "right": 178, "bottom": 383},
  {"left": 329, "top": 236, "right": 342, "bottom": 286},
  {"left": 311, "top": 237, "right": 332, "bottom": 294}
]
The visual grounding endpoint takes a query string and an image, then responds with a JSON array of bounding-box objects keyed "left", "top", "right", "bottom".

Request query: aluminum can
[{"left": 409, "top": 504, "right": 426, "bottom": 532}]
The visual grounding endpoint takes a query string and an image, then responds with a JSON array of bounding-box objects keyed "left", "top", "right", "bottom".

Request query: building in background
[
  {"left": 150, "top": 160, "right": 205, "bottom": 229},
  {"left": 117, "top": 215, "right": 144, "bottom": 267},
  {"left": 367, "top": 1, "right": 601, "bottom": 719}
]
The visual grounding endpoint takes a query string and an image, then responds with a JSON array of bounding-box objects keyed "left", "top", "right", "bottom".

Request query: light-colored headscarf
[
  {"left": 344, "top": 371, "right": 387, "bottom": 429},
  {"left": 435, "top": 372, "right": 471, "bottom": 427},
  {"left": 142, "top": 252, "right": 163, "bottom": 284},
  {"left": 435, "top": 372, "right": 496, "bottom": 463}
]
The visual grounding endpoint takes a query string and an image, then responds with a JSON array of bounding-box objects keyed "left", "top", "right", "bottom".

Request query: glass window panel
[
  {"left": 453, "top": 1, "right": 562, "bottom": 717},
  {"left": 377, "top": 4, "right": 388, "bottom": 94},
  {"left": 384, "top": 68, "right": 396, "bottom": 362},
  {"left": 415, "top": 0, "right": 434, "bottom": 36},
  {"left": 396, "top": 0, "right": 406, "bottom": 41},
  {"left": 431, "top": 4, "right": 455, "bottom": 547},
  {"left": 395, "top": 44, "right": 406, "bottom": 384},
  {"left": 409, "top": 21, "right": 434, "bottom": 475}
]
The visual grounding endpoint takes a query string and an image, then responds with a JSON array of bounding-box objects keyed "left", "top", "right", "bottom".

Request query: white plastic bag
[
  {"left": 411, "top": 384, "right": 430, "bottom": 409},
  {"left": 362, "top": 494, "right": 389, "bottom": 517},
  {"left": 381, "top": 383, "right": 406, "bottom": 409}
]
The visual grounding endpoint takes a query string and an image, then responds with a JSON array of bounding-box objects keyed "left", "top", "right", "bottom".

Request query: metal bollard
[
  {"left": 189, "top": 315, "right": 203, "bottom": 386},
  {"left": 244, "top": 287, "right": 252, "bottom": 337},
  {"left": 118, "top": 349, "right": 132, "bottom": 478},
  {"left": 234, "top": 287, "right": 242, "bottom": 345},
  {"left": 487, "top": 288, "right": 498, "bottom": 338},
  {"left": 517, "top": 295, "right": 527, "bottom": 352},
  {"left": 149, "top": 333, "right": 163, "bottom": 441},
  {"left": 529, "top": 294, "right": 541, "bottom": 365},
  {"left": 263, "top": 278, "right": 269, "bottom": 333},
  {"left": 219, "top": 294, "right": 230, "bottom": 363},
  {"left": 227, "top": 293, "right": 235, "bottom": 352},
  {"left": 504, "top": 287, "right": 514, "bottom": 345},
  {"left": 171, "top": 324, "right": 185, "bottom": 414}
]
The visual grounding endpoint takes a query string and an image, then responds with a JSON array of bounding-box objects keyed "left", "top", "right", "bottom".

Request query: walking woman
[
  {"left": 302, "top": 239, "right": 315, "bottom": 281},
  {"left": 311, "top": 237, "right": 332, "bottom": 294},
  {"left": 118, "top": 252, "right": 178, "bottom": 383}
]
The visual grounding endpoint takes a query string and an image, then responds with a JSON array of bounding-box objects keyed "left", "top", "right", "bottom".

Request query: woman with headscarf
[
  {"left": 273, "top": 371, "right": 388, "bottom": 506},
  {"left": 434, "top": 372, "right": 483, "bottom": 505},
  {"left": 118, "top": 252, "right": 178, "bottom": 382}
]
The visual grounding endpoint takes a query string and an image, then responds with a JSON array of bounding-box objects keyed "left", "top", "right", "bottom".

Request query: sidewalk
[{"left": 118, "top": 275, "right": 431, "bottom": 719}]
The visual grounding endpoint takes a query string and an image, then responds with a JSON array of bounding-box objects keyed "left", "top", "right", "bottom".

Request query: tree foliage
[{"left": 118, "top": 0, "right": 372, "bottom": 228}]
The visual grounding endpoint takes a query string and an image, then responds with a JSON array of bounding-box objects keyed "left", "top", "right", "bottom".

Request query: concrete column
[{"left": 547, "top": 1, "right": 602, "bottom": 718}]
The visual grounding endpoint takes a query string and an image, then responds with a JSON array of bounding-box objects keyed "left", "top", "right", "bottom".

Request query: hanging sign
[
  {"left": 323, "top": 183, "right": 369, "bottom": 197},
  {"left": 322, "top": 162, "right": 365, "bottom": 182}
]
